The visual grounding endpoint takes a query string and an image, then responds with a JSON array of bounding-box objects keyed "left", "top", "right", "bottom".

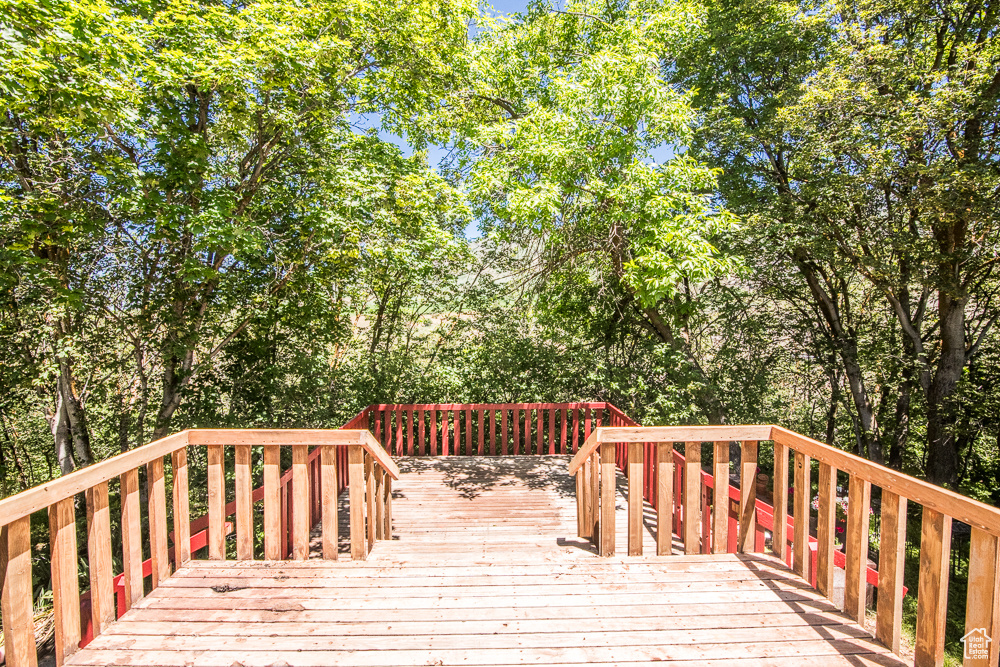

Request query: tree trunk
[
  {"left": 50, "top": 394, "right": 75, "bottom": 475},
  {"left": 925, "top": 291, "right": 966, "bottom": 485}
]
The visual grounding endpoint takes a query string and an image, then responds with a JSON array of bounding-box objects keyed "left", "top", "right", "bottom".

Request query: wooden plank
[
  {"left": 430, "top": 409, "right": 437, "bottom": 456},
  {"left": 599, "top": 442, "right": 616, "bottom": 557},
  {"left": 120, "top": 467, "right": 144, "bottom": 609},
  {"left": 383, "top": 475, "right": 392, "bottom": 540},
  {"left": 815, "top": 463, "right": 836, "bottom": 599},
  {"left": 536, "top": 408, "right": 543, "bottom": 454},
  {"left": 49, "top": 496, "right": 81, "bottom": 666},
  {"left": 235, "top": 445, "right": 253, "bottom": 561},
  {"left": 1, "top": 517, "right": 38, "bottom": 667},
  {"left": 490, "top": 408, "right": 496, "bottom": 456},
  {"left": 844, "top": 476, "right": 871, "bottom": 624},
  {"left": 548, "top": 409, "right": 556, "bottom": 455},
  {"left": 477, "top": 408, "right": 485, "bottom": 456},
  {"left": 657, "top": 443, "right": 673, "bottom": 556},
  {"left": 366, "top": 453, "right": 376, "bottom": 550},
  {"left": 876, "top": 491, "right": 906, "bottom": 655},
  {"left": 738, "top": 441, "right": 758, "bottom": 554},
  {"left": 465, "top": 408, "right": 472, "bottom": 455},
  {"left": 453, "top": 409, "right": 460, "bottom": 456},
  {"left": 418, "top": 408, "right": 425, "bottom": 455},
  {"left": 398, "top": 408, "right": 405, "bottom": 457},
  {"left": 712, "top": 441, "right": 730, "bottom": 554},
  {"left": 773, "top": 426, "right": 1000, "bottom": 539},
  {"left": 293, "top": 446, "right": 310, "bottom": 560},
  {"left": 263, "top": 445, "right": 280, "bottom": 560},
  {"left": 376, "top": 468, "right": 386, "bottom": 540},
  {"left": 772, "top": 442, "right": 789, "bottom": 563},
  {"left": 572, "top": 408, "right": 580, "bottom": 453},
  {"left": 628, "top": 441, "right": 643, "bottom": 556},
  {"left": 207, "top": 445, "right": 225, "bottom": 560},
  {"left": 147, "top": 456, "right": 169, "bottom": 588},
  {"left": 321, "top": 446, "right": 338, "bottom": 560},
  {"left": 792, "top": 451, "right": 810, "bottom": 581},
  {"left": 0, "top": 431, "right": 188, "bottom": 526},
  {"left": 85, "top": 481, "right": 114, "bottom": 637},
  {"left": 170, "top": 448, "right": 191, "bottom": 568},
  {"left": 512, "top": 409, "right": 520, "bottom": 455},
  {"left": 575, "top": 469, "right": 586, "bottom": 538},
  {"left": 589, "top": 452, "right": 600, "bottom": 540},
  {"left": 965, "top": 528, "right": 1000, "bottom": 667},
  {"left": 502, "top": 409, "right": 509, "bottom": 456},
  {"left": 348, "top": 445, "right": 366, "bottom": 560},
  {"left": 684, "top": 442, "right": 702, "bottom": 555},
  {"left": 915, "top": 508, "right": 951, "bottom": 667}
]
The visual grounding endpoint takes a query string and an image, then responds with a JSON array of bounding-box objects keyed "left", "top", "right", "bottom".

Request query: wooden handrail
[{"left": 569, "top": 423, "right": 1000, "bottom": 666}]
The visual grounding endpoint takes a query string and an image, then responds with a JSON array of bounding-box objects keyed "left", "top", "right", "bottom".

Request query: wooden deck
[{"left": 67, "top": 456, "right": 906, "bottom": 666}]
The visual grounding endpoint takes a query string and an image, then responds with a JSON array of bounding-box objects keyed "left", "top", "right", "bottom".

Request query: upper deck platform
[{"left": 66, "top": 457, "right": 904, "bottom": 667}]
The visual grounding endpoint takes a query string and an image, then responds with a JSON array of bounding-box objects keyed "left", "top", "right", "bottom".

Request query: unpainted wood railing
[
  {"left": 568, "top": 424, "right": 1000, "bottom": 667},
  {"left": 0, "top": 428, "right": 398, "bottom": 667}
]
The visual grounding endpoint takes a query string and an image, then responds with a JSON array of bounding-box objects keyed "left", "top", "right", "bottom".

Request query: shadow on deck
[{"left": 67, "top": 457, "right": 905, "bottom": 667}]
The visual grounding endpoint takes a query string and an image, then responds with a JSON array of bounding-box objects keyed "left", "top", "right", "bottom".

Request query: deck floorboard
[{"left": 67, "top": 456, "right": 906, "bottom": 667}]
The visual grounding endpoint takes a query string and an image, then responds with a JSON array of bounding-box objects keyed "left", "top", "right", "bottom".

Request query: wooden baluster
[
  {"left": 147, "top": 456, "right": 170, "bottom": 587},
  {"left": 585, "top": 406, "right": 592, "bottom": 442},
  {"left": 465, "top": 407, "right": 472, "bottom": 455},
  {"left": 548, "top": 408, "right": 556, "bottom": 455},
  {"left": 628, "top": 441, "right": 643, "bottom": 556},
  {"left": 85, "top": 482, "right": 114, "bottom": 636},
  {"left": 292, "top": 446, "right": 309, "bottom": 560},
  {"left": 513, "top": 408, "right": 520, "bottom": 455},
  {"left": 1, "top": 517, "right": 38, "bottom": 667},
  {"left": 430, "top": 409, "right": 437, "bottom": 455},
  {"left": 263, "top": 445, "right": 280, "bottom": 560},
  {"left": 536, "top": 407, "right": 543, "bottom": 454},
  {"left": 478, "top": 407, "right": 485, "bottom": 455},
  {"left": 171, "top": 448, "right": 191, "bottom": 568},
  {"left": 233, "top": 445, "right": 252, "bottom": 561},
  {"left": 657, "top": 443, "right": 673, "bottom": 555},
  {"left": 49, "top": 497, "right": 81, "bottom": 666},
  {"left": 348, "top": 445, "right": 366, "bottom": 560},
  {"left": 282, "top": 481, "right": 292, "bottom": 559},
  {"left": 683, "top": 441, "right": 702, "bottom": 555},
  {"left": 792, "top": 451, "right": 811, "bottom": 581},
  {"left": 487, "top": 407, "right": 495, "bottom": 456},
  {"left": 207, "top": 445, "right": 225, "bottom": 560},
  {"left": 876, "top": 490, "right": 907, "bottom": 654},
  {"left": 915, "top": 508, "right": 951, "bottom": 667},
  {"left": 738, "top": 441, "right": 758, "bottom": 554},
  {"left": 383, "top": 473, "right": 392, "bottom": 539},
  {"left": 561, "top": 408, "right": 568, "bottom": 454},
  {"left": 397, "top": 408, "right": 404, "bottom": 456},
  {"left": 418, "top": 408, "right": 425, "bottom": 455},
  {"left": 844, "top": 476, "right": 872, "bottom": 624},
  {"left": 712, "top": 441, "right": 730, "bottom": 554},
  {"left": 321, "top": 445, "right": 338, "bottom": 559},
  {"left": 576, "top": 467, "right": 587, "bottom": 538},
  {"left": 572, "top": 407, "right": 580, "bottom": 453},
  {"left": 366, "top": 453, "right": 376, "bottom": 550},
  {"left": 599, "top": 441, "right": 616, "bottom": 556},
  {"left": 816, "top": 462, "right": 836, "bottom": 597},
  {"left": 502, "top": 407, "right": 509, "bottom": 456},
  {"left": 965, "top": 528, "right": 999, "bottom": 667},
  {"left": 589, "top": 451, "right": 600, "bottom": 539},
  {"left": 453, "top": 408, "right": 460, "bottom": 455},
  {"left": 701, "top": 485, "right": 711, "bottom": 554},
  {"left": 406, "top": 408, "right": 414, "bottom": 455},
  {"left": 674, "top": 457, "right": 683, "bottom": 537},
  {"left": 374, "top": 409, "right": 382, "bottom": 445},
  {"left": 375, "top": 467, "right": 386, "bottom": 540},
  {"left": 120, "top": 468, "right": 143, "bottom": 609},
  {"left": 772, "top": 442, "right": 789, "bottom": 562}
]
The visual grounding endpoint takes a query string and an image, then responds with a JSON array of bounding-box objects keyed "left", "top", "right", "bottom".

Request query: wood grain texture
[
  {"left": 599, "top": 442, "right": 616, "bottom": 557},
  {"left": 235, "top": 445, "right": 253, "bottom": 561},
  {"left": 263, "top": 445, "right": 280, "bottom": 560},
  {"left": 171, "top": 448, "right": 191, "bottom": 568},
  {"left": 738, "top": 442, "right": 758, "bottom": 554},
  {"left": 792, "top": 451, "right": 810, "bottom": 581},
  {"left": 321, "top": 446, "right": 339, "bottom": 560},
  {"left": 815, "top": 463, "right": 836, "bottom": 599},
  {"left": 148, "top": 457, "right": 170, "bottom": 587},
  {"left": 86, "top": 481, "right": 115, "bottom": 637},
  {"left": 844, "top": 477, "right": 871, "bottom": 624},
  {"left": 207, "top": 445, "right": 226, "bottom": 560},
  {"left": 657, "top": 443, "right": 673, "bottom": 556},
  {"left": 628, "top": 441, "right": 644, "bottom": 556},
  {"left": 772, "top": 443, "right": 789, "bottom": 563},
  {"left": 915, "top": 508, "right": 951, "bottom": 667},
  {"left": 965, "top": 528, "right": 999, "bottom": 667},
  {"left": 348, "top": 445, "right": 366, "bottom": 561},
  {"left": 712, "top": 442, "right": 730, "bottom": 554},
  {"left": 684, "top": 442, "right": 702, "bottom": 556},
  {"left": 293, "top": 446, "right": 310, "bottom": 560},
  {"left": 876, "top": 491, "right": 906, "bottom": 655},
  {"left": 120, "top": 467, "right": 144, "bottom": 610},
  {"left": 49, "top": 497, "right": 81, "bottom": 666},
  {"left": 1, "top": 517, "right": 38, "bottom": 667}
]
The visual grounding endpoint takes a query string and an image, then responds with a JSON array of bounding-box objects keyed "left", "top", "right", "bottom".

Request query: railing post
[
  {"left": 85, "top": 481, "right": 114, "bottom": 637},
  {"left": 772, "top": 442, "right": 789, "bottom": 563},
  {"left": 383, "top": 473, "right": 392, "bottom": 539},
  {"left": 712, "top": 441, "right": 730, "bottom": 554},
  {"left": 816, "top": 462, "right": 836, "bottom": 597},
  {"left": 683, "top": 441, "right": 702, "bottom": 555},
  {"left": 589, "top": 451, "right": 600, "bottom": 539},
  {"left": 375, "top": 467, "right": 386, "bottom": 540},
  {"left": 844, "top": 476, "right": 872, "bottom": 625},
  {"left": 49, "top": 497, "right": 81, "bottom": 666},
  {"left": 207, "top": 444, "right": 225, "bottom": 560},
  {"left": 738, "top": 441, "right": 758, "bottom": 554},
  {"left": 263, "top": 445, "right": 281, "bottom": 560},
  {"left": 599, "top": 441, "right": 616, "bottom": 556},
  {"left": 965, "top": 528, "right": 999, "bottom": 667},
  {"left": 292, "top": 446, "right": 310, "bottom": 560},
  {"left": 147, "top": 456, "right": 170, "bottom": 587},
  {"left": 1, "top": 517, "right": 38, "bottom": 667},
  {"left": 348, "top": 445, "right": 366, "bottom": 560},
  {"left": 876, "top": 490, "right": 907, "bottom": 654},
  {"left": 576, "top": 468, "right": 587, "bottom": 538},
  {"left": 171, "top": 448, "right": 191, "bottom": 567},
  {"left": 366, "top": 452, "right": 376, "bottom": 550},
  {"left": 120, "top": 468, "right": 143, "bottom": 609},
  {"left": 792, "top": 451, "right": 811, "bottom": 581},
  {"left": 915, "top": 508, "right": 951, "bottom": 667},
  {"left": 628, "top": 441, "right": 643, "bottom": 556},
  {"left": 321, "top": 445, "right": 338, "bottom": 559},
  {"left": 657, "top": 443, "right": 673, "bottom": 555},
  {"left": 235, "top": 445, "right": 253, "bottom": 561}
]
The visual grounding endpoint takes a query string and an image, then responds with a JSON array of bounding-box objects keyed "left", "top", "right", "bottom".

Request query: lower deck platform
[{"left": 68, "top": 457, "right": 906, "bottom": 666}]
